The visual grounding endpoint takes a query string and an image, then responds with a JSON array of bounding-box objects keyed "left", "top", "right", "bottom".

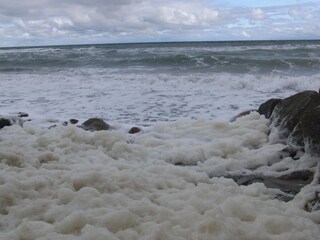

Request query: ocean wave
[{"left": 1, "top": 40, "right": 320, "bottom": 75}]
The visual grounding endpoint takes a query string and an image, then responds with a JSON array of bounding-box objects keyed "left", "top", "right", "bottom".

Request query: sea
[
  {"left": 0, "top": 40, "right": 320, "bottom": 239},
  {"left": 1, "top": 40, "right": 319, "bottom": 125}
]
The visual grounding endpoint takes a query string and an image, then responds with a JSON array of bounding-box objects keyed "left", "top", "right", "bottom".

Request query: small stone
[
  {"left": 128, "top": 127, "right": 141, "bottom": 134},
  {"left": 230, "top": 110, "right": 256, "bottom": 122},
  {"left": 18, "top": 112, "right": 29, "bottom": 118},
  {"left": 69, "top": 119, "right": 79, "bottom": 124}
]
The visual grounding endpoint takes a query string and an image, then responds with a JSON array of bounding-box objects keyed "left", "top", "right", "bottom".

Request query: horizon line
[{"left": 1, "top": 38, "right": 320, "bottom": 49}]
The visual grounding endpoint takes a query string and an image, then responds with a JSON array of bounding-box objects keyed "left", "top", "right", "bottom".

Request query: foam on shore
[{"left": 1, "top": 113, "right": 319, "bottom": 239}]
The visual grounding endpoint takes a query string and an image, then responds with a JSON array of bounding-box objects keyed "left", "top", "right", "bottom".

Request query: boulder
[
  {"left": 300, "top": 105, "right": 320, "bottom": 156},
  {"left": 230, "top": 90, "right": 320, "bottom": 206},
  {"left": 257, "top": 90, "right": 320, "bottom": 156},
  {"left": 267, "top": 91, "right": 320, "bottom": 156},
  {"left": 270, "top": 90, "right": 320, "bottom": 137},
  {"left": 257, "top": 98, "right": 281, "bottom": 119},
  {"left": 80, "top": 118, "right": 109, "bottom": 131}
]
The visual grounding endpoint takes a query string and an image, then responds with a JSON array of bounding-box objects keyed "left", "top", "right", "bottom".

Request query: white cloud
[
  {"left": 202, "top": 8, "right": 219, "bottom": 22},
  {"left": 157, "top": 5, "right": 219, "bottom": 27},
  {"left": 52, "top": 17, "right": 74, "bottom": 28},
  {"left": 252, "top": 8, "right": 265, "bottom": 20},
  {"left": 289, "top": 7, "right": 315, "bottom": 20},
  {"left": 242, "top": 30, "right": 250, "bottom": 38}
]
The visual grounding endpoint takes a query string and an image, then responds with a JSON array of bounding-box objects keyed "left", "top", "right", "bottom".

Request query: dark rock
[
  {"left": 80, "top": 118, "right": 109, "bottom": 131},
  {"left": 254, "top": 91, "right": 320, "bottom": 206},
  {"left": 286, "top": 122, "right": 304, "bottom": 148},
  {"left": 17, "top": 112, "right": 29, "bottom": 118},
  {"left": 270, "top": 90, "right": 320, "bottom": 137},
  {"left": 257, "top": 91, "right": 320, "bottom": 156},
  {"left": 304, "top": 191, "right": 320, "bottom": 212},
  {"left": 0, "top": 116, "right": 23, "bottom": 129},
  {"left": 174, "top": 162, "right": 198, "bottom": 166},
  {"left": 300, "top": 105, "right": 320, "bottom": 156},
  {"left": 0, "top": 118, "right": 12, "bottom": 129},
  {"left": 69, "top": 119, "right": 79, "bottom": 124},
  {"left": 228, "top": 174, "right": 313, "bottom": 202},
  {"left": 279, "top": 170, "right": 314, "bottom": 181},
  {"left": 230, "top": 110, "right": 256, "bottom": 122},
  {"left": 219, "top": 91, "right": 320, "bottom": 205},
  {"left": 258, "top": 98, "right": 281, "bottom": 119},
  {"left": 128, "top": 127, "right": 141, "bottom": 134},
  {"left": 278, "top": 146, "right": 303, "bottom": 160}
]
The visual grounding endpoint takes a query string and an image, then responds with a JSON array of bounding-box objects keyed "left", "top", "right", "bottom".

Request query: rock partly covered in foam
[
  {"left": 262, "top": 90, "right": 320, "bottom": 157},
  {"left": 79, "top": 118, "right": 110, "bottom": 131},
  {"left": 257, "top": 90, "right": 320, "bottom": 208},
  {"left": 229, "top": 90, "right": 320, "bottom": 206},
  {"left": 258, "top": 98, "right": 282, "bottom": 119},
  {"left": 0, "top": 116, "right": 24, "bottom": 129},
  {"left": 128, "top": 126, "right": 141, "bottom": 134}
]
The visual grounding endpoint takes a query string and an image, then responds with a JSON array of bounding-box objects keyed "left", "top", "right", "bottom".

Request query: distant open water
[{"left": 1, "top": 40, "right": 320, "bottom": 75}]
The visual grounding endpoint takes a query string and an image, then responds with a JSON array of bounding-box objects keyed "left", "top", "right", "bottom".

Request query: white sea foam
[
  {"left": 0, "top": 70, "right": 319, "bottom": 126},
  {"left": 0, "top": 113, "right": 319, "bottom": 239}
]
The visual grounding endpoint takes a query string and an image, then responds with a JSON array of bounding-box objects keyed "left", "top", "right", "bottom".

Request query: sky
[{"left": 0, "top": 0, "right": 320, "bottom": 47}]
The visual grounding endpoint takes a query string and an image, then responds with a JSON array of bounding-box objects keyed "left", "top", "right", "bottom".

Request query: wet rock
[
  {"left": 69, "top": 119, "right": 79, "bottom": 124},
  {"left": 279, "top": 170, "right": 314, "bottom": 181},
  {"left": 17, "top": 112, "right": 29, "bottom": 118},
  {"left": 0, "top": 116, "right": 23, "bottom": 129},
  {"left": 254, "top": 91, "right": 320, "bottom": 206},
  {"left": 270, "top": 90, "right": 320, "bottom": 137},
  {"left": 80, "top": 118, "right": 109, "bottom": 131},
  {"left": 258, "top": 98, "right": 281, "bottom": 119},
  {"left": 278, "top": 146, "right": 303, "bottom": 160},
  {"left": 304, "top": 191, "right": 320, "bottom": 212},
  {"left": 218, "top": 91, "right": 320, "bottom": 205},
  {"left": 259, "top": 91, "right": 320, "bottom": 156},
  {"left": 230, "top": 110, "right": 256, "bottom": 122},
  {"left": 228, "top": 174, "right": 313, "bottom": 202},
  {"left": 300, "top": 105, "right": 320, "bottom": 156},
  {"left": 128, "top": 127, "right": 141, "bottom": 134},
  {"left": 0, "top": 118, "right": 12, "bottom": 129}
]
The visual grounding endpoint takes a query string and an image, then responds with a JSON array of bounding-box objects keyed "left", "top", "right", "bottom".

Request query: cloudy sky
[{"left": 1, "top": 0, "right": 320, "bottom": 47}]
